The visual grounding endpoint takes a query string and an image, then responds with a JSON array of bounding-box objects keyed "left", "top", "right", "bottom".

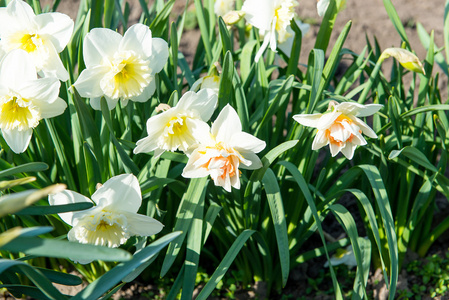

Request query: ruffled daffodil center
[
  {"left": 72, "top": 210, "right": 130, "bottom": 248},
  {"left": 158, "top": 113, "right": 197, "bottom": 152},
  {"left": 200, "top": 142, "right": 243, "bottom": 180},
  {"left": 20, "top": 33, "right": 42, "bottom": 53},
  {"left": 0, "top": 95, "right": 40, "bottom": 131},
  {"left": 101, "top": 51, "right": 152, "bottom": 100},
  {"left": 324, "top": 114, "right": 361, "bottom": 146},
  {"left": 274, "top": 0, "right": 296, "bottom": 42}
]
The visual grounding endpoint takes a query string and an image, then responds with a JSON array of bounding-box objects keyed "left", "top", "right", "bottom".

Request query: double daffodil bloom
[
  {"left": 134, "top": 89, "right": 218, "bottom": 157},
  {"left": 0, "top": 0, "right": 73, "bottom": 81},
  {"left": 293, "top": 101, "right": 382, "bottom": 160},
  {"left": 0, "top": 50, "right": 67, "bottom": 153},
  {"left": 242, "top": 0, "right": 297, "bottom": 62},
  {"left": 381, "top": 48, "right": 425, "bottom": 74},
  {"left": 48, "top": 174, "right": 164, "bottom": 263},
  {"left": 182, "top": 104, "right": 266, "bottom": 192},
  {"left": 73, "top": 24, "right": 169, "bottom": 110}
]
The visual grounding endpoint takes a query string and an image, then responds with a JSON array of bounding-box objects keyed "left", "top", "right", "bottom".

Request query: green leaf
[
  {"left": 382, "top": 0, "right": 410, "bottom": 48},
  {"left": 277, "top": 160, "right": 343, "bottom": 299},
  {"left": 388, "top": 146, "right": 438, "bottom": 173},
  {"left": 218, "top": 51, "right": 234, "bottom": 110},
  {"left": 16, "top": 202, "right": 93, "bottom": 215},
  {"left": 72, "top": 232, "right": 182, "bottom": 300},
  {"left": 1, "top": 237, "right": 132, "bottom": 262},
  {"left": 0, "top": 259, "right": 66, "bottom": 300},
  {"left": 195, "top": 230, "right": 256, "bottom": 300},
  {"left": 262, "top": 168, "right": 289, "bottom": 287},
  {"left": 160, "top": 177, "right": 208, "bottom": 276},
  {"left": 327, "top": 204, "right": 368, "bottom": 298},
  {"left": 0, "top": 162, "right": 48, "bottom": 178}
]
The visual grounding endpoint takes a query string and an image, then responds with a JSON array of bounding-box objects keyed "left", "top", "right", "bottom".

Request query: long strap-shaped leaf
[
  {"left": 195, "top": 230, "right": 255, "bottom": 300},
  {"left": 262, "top": 168, "right": 289, "bottom": 287},
  {"left": 327, "top": 204, "right": 368, "bottom": 299},
  {"left": 277, "top": 161, "right": 343, "bottom": 299},
  {"left": 72, "top": 231, "right": 182, "bottom": 300},
  {"left": 160, "top": 177, "right": 208, "bottom": 276},
  {"left": 356, "top": 165, "right": 398, "bottom": 299},
  {"left": 0, "top": 259, "right": 66, "bottom": 300}
]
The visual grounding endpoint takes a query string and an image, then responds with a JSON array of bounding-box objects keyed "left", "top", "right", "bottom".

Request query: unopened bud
[{"left": 381, "top": 48, "right": 425, "bottom": 75}]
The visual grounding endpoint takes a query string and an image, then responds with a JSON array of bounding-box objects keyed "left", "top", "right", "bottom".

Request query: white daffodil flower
[
  {"left": 242, "top": 0, "right": 297, "bottom": 62},
  {"left": 73, "top": 24, "right": 169, "bottom": 110},
  {"left": 190, "top": 75, "right": 220, "bottom": 95},
  {"left": 48, "top": 174, "right": 164, "bottom": 263},
  {"left": 182, "top": 104, "right": 266, "bottom": 192},
  {"left": 293, "top": 101, "right": 382, "bottom": 160},
  {"left": 324, "top": 244, "right": 357, "bottom": 268},
  {"left": 0, "top": 50, "right": 67, "bottom": 153},
  {"left": 0, "top": 0, "right": 74, "bottom": 81},
  {"left": 215, "top": 0, "right": 235, "bottom": 17},
  {"left": 134, "top": 89, "right": 218, "bottom": 158}
]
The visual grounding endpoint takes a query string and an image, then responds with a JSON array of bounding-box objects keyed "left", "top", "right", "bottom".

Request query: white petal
[
  {"left": 340, "top": 142, "right": 356, "bottom": 160},
  {"left": 35, "top": 12, "right": 74, "bottom": 53},
  {"left": 311, "top": 130, "right": 329, "bottom": 150},
  {"left": 134, "top": 135, "right": 158, "bottom": 154},
  {"left": 352, "top": 116, "right": 378, "bottom": 138},
  {"left": 328, "top": 141, "right": 342, "bottom": 157},
  {"left": 91, "top": 174, "right": 142, "bottom": 213},
  {"left": 2, "top": 128, "right": 32, "bottom": 154},
  {"left": 0, "top": 50, "right": 36, "bottom": 88},
  {"left": 231, "top": 132, "right": 266, "bottom": 154},
  {"left": 148, "top": 38, "right": 169, "bottom": 74},
  {"left": 123, "top": 212, "right": 164, "bottom": 236},
  {"left": 336, "top": 102, "right": 382, "bottom": 117},
  {"left": 255, "top": 32, "right": 270, "bottom": 62},
  {"left": 316, "top": 111, "right": 341, "bottom": 130},
  {"left": 7, "top": 0, "right": 36, "bottom": 29},
  {"left": 120, "top": 24, "right": 153, "bottom": 58},
  {"left": 212, "top": 104, "right": 242, "bottom": 144},
  {"left": 48, "top": 190, "right": 92, "bottom": 226},
  {"left": 130, "top": 79, "right": 155, "bottom": 103},
  {"left": 293, "top": 113, "right": 323, "bottom": 128},
  {"left": 242, "top": 0, "right": 274, "bottom": 31},
  {"left": 177, "top": 89, "right": 217, "bottom": 121},
  {"left": 317, "top": 0, "right": 330, "bottom": 17},
  {"left": 188, "top": 118, "right": 213, "bottom": 146},
  {"left": 238, "top": 152, "right": 262, "bottom": 170},
  {"left": 40, "top": 97, "right": 67, "bottom": 118},
  {"left": 182, "top": 150, "right": 211, "bottom": 178},
  {"left": 355, "top": 104, "right": 383, "bottom": 117},
  {"left": 20, "top": 77, "right": 60, "bottom": 104},
  {"left": 83, "top": 28, "right": 122, "bottom": 67},
  {"left": 40, "top": 41, "right": 69, "bottom": 81},
  {"left": 73, "top": 65, "right": 109, "bottom": 98}
]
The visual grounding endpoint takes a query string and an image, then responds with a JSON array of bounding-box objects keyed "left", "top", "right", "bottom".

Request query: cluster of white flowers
[
  {"left": 134, "top": 87, "right": 266, "bottom": 192},
  {"left": 0, "top": 0, "right": 73, "bottom": 153}
]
